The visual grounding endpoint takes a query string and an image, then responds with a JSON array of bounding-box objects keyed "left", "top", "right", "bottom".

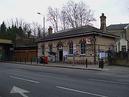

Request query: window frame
[
  {"left": 49, "top": 44, "right": 53, "bottom": 52},
  {"left": 41, "top": 44, "right": 45, "bottom": 55},
  {"left": 80, "top": 42, "right": 86, "bottom": 54},
  {"left": 69, "top": 42, "right": 73, "bottom": 54}
]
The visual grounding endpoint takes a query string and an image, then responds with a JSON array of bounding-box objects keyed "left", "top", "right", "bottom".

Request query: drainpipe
[{"left": 93, "top": 34, "right": 96, "bottom": 64}]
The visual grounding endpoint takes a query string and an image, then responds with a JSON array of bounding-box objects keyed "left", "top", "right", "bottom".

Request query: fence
[
  {"left": 111, "top": 51, "right": 129, "bottom": 66},
  {"left": 14, "top": 49, "right": 37, "bottom": 62}
]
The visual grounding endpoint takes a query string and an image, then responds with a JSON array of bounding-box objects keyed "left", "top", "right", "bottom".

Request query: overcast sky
[{"left": 0, "top": 0, "right": 129, "bottom": 28}]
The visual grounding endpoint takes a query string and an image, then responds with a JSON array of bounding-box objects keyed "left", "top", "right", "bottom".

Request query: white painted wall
[
  {"left": 116, "top": 38, "right": 128, "bottom": 52},
  {"left": 38, "top": 42, "right": 43, "bottom": 57}
]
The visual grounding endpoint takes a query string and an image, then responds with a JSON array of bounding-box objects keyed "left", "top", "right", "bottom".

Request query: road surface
[{"left": 0, "top": 62, "right": 129, "bottom": 97}]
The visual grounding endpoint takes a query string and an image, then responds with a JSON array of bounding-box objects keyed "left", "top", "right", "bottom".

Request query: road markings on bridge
[
  {"left": 56, "top": 86, "right": 108, "bottom": 97},
  {"left": 10, "top": 76, "right": 40, "bottom": 84},
  {"left": 10, "top": 86, "right": 29, "bottom": 97}
]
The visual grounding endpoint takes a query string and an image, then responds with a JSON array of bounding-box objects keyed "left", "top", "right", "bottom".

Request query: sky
[{"left": 0, "top": 0, "right": 129, "bottom": 28}]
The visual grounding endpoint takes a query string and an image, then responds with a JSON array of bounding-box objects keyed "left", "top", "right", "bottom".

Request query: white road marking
[
  {"left": 10, "top": 86, "right": 29, "bottom": 97},
  {"left": 89, "top": 78, "right": 129, "bottom": 85},
  {"left": 56, "top": 86, "right": 108, "bottom": 97},
  {"left": 10, "top": 76, "right": 40, "bottom": 84}
]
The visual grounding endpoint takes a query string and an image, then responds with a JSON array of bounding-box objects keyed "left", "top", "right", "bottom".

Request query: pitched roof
[
  {"left": 38, "top": 25, "right": 119, "bottom": 42},
  {"left": 15, "top": 38, "right": 37, "bottom": 47},
  {"left": 107, "top": 23, "right": 129, "bottom": 30}
]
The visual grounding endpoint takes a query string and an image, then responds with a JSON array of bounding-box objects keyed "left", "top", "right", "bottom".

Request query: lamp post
[{"left": 37, "top": 12, "right": 45, "bottom": 37}]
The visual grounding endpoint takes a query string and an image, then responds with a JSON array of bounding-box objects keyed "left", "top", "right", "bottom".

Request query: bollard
[
  {"left": 85, "top": 58, "right": 88, "bottom": 68},
  {"left": 31, "top": 58, "right": 32, "bottom": 64},
  {"left": 99, "top": 59, "right": 104, "bottom": 69},
  {"left": 37, "top": 57, "right": 38, "bottom": 64},
  {"left": 25, "top": 58, "right": 26, "bottom": 64},
  {"left": 20, "top": 57, "right": 21, "bottom": 63},
  {"left": 101, "top": 59, "right": 104, "bottom": 69}
]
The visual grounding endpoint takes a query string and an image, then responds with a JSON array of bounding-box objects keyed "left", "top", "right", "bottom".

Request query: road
[{"left": 0, "top": 62, "right": 129, "bottom": 97}]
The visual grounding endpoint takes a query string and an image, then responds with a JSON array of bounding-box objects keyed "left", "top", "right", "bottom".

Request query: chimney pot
[
  {"left": 48, "top": 26, "right": 53, "bottom": 35},
  {"left": 100, "top": 13, "right": 106, "bottom": 32}
]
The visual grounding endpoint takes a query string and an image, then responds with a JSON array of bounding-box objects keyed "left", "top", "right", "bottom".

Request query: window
[
  {"left": 80, "top": 43, "right": 86, "bottom": 54},
  {"left": 69, "top": 42, "right": 73, "bottom": 54},
  {"left": 121, "top": 32, "right": 126, "bottom": 39},
  {"left": 122, "top": 45, "right": 126, "bottom": 52},
  {"left": 49, "top": 44, "right": 53, "bottom": 52},
  {"left": 57, "top": 41, "right": 63, "bottom": 50},
  {"left": 41, "top": 44, "right": 45, "bottom": 55}
]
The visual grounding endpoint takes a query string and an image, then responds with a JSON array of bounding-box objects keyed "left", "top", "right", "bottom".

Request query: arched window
[
  {"left": 68, "top": 41, "right": 73, "bottom": 54},
  {"left": 80, "top": 39, "right": 86, "bottom": 54},
  {"left": 57, "top": 41, "right": 63, "bottom": 50},
  {"left": 48, "top": 43, "right": 53, "bottom": 52},
  {"left": 41, "top": 44, "right": 45, "bottom": 55}
]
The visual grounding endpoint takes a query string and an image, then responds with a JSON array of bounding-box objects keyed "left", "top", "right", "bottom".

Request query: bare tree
[
  {"left": 60, "top": 10, "right": 70, "bottom": 30},
  {"left": 31, "top": 22, "right": 42, "bottom": 38},
  {"left": 14, "top": 18, "right": 25, "bottom": 28},
  {"left": 37, "top": 26, "right": 42, "bottom": 38},
  {"left": 6, "top": 18, "right": 27, "bottom": 38},
  {"left": 61, "top": 1, "right": 95, "bottom": 28},
  {"left": 47, "top": 1, "right": 95, "bottom": 31},
  {"left": 7, "top": 18, "right": 26, "bottom": 28},
  {"left": 31, "top": 22, "right": 39, "bottom": 36},
  {"left": 47, "top": 7, "right": 59, "bottom": 32}
]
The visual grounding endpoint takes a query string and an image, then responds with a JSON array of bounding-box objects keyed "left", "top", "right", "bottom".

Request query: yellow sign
[{"left": 0, "top": 39, "right": 12, "bottom": 44}]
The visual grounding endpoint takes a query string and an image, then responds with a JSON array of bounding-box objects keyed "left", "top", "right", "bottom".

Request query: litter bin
[
  {"left": 44, "top": 56, "right": 48, "bottom": 64},
  {"left": 99, "top": 59, "right": 104, "bottom": 69}
]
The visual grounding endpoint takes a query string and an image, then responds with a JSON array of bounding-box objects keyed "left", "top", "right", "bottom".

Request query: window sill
[
  {"left": 80, "top": 54, "right": 86, "bottom": 56},
  {"left": 67, "top": 54, "right": 73, "bottom": 57}
]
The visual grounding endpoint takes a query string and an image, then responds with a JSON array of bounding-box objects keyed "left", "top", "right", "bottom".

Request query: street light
[{"left": 37, "top": 12, "right": 45, "bottom": 37}]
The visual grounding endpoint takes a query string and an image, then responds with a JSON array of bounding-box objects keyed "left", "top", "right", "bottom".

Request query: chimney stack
[
  {"left": 100, "top": 13, "right": 106, "bottom": 32},
  {"left": 48, "top": 26, "right": 53, "bottom": 35}
]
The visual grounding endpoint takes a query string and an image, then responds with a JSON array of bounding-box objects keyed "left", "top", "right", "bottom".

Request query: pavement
[{"left": 5, "top": 61, "right": 129, "bottom": 73}]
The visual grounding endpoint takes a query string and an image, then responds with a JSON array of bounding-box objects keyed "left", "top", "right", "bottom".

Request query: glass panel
[
  {"left": 49, "top": 45, "right": 52, "bottom": 52},
  {"left": 42, "top": 45, "right": 44, "bottom": 55},
  {"left": 122, "top": 45, "right": 126, "bottom": 52},
  {"left": 80, "top": 43, "right": 86, "bottom": 54},
  {"left": 69, "top": 43, "right": 73, "bottom": 54}
]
